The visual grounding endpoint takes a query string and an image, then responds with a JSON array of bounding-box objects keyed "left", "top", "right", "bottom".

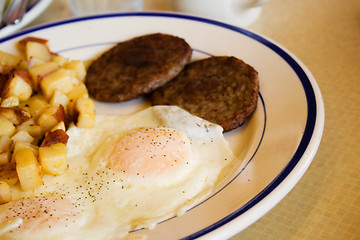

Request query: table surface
[{"left": 26, "top": 0, "right": 360, "bottom": 239}]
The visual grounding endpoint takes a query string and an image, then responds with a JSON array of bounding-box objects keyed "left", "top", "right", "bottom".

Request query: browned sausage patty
[
  {"left": 85, "top": 33, "right": 192, "bottom": 102},
  {"left": 151, "top": 56, "right": 259, "bottom": 132}
]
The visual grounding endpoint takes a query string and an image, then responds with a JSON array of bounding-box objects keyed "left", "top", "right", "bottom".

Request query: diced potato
[
  {"left": 33, "top": 61, "right": 59, "bottom": 73},
  {"left": 15, "top": 148, "right": 43, "bottom": 191},
  {"left": 37, "top": 105, "right": 65, "bottom": 134},
  {"left": 66, "top": 82, "right": 88, "bottom": 100},
  {"left": 0, "top": 108, "right": 18, "bottom": 125},
  {"left": 0, "top": 151, "right": 10, "bottom": 165},
  {"left": 11, "top": 130, "right": 33, "bottom": 144},
  {"left": 16, "top": 119, "right": 42, "bottom": 138},
  {"left": 1, "top": 71, "right": 32, "bottom": 101},
  {"left": 50, "top": 90, "right": 69, "bottom": 107},
  {"left": 0, "top": 107, "right": 30, "bottom": 125},
  {"left": 52, "top": 105, "right": 66, "bottom": 123},
  {"left": 0, "top": 96, "right": 19, "bottom": 107},
  {"left": 41, "top": 129, "right": 68, "bottom": 147},
  {"left": 28, "top": 61, "right": 59, "bottom": 91},
  {"left": 75, "top": 97, "right": 95, "bottom": 128},
  {"left": 0, "top": 135, "right": 12, "bottom": 153},
  {"left": 0, "top": 138, "right": 11, "bottom": 163},
  {"left": 66, "top": 83, "right": 88, "bottom": 119},
  {"left": 26, "top": 56, "right": 45, "bottom": 68},
  {"left": 69, "top": 75, "right": 81, "bottom": 85},
  {"left": 63, "top": 60, "right": 86, "bottom": 82},
  {"left": 0, "top": 51, "right": 22, "bottom": 72},
  {"left": 25, "top": 41, "right": 51, "bottom": 62},
  {"left": 51, "top": 121, "right": 66, "bottom": 132},
  {"left": 21, "top": 94, "right": 49, "bottom": 117},
  {"left": 12, "top": 141, "right": 38, "bottom": 162},
  {"left": 40, "top": 68, "right": 73, "bottom": 99},
  {"left": 38, "top": 114, "right": 58, "bottom": 134},
  {"left": 52, "top": 54, "right": 68, "bottom": 66},
  {"left": 0, "top": 116, "right": 15, "bottom": 137},
  {"left": 39, "top": 142, "right": 68, "bottom": 176},
  {"left": 17, "top": 59, "right": 29, "bottom": 70},
  {"left": 0, "top": 163, "right": 18, "bottom": 185},
  {"left": 18, "top": 36, "right": 48, "bottom": 47},
  {"left": 18, "top": 38, "right": 49, "bottom": 66},
  {"left": 0, "top": 181, "right": 11, "bottom": 204}
]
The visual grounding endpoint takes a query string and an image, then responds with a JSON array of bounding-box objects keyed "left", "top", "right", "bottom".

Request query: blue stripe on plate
[
  {"left": 0, "top": 12, "right": 317, "bottom": 239},
  {"left": 172, "top": 14, "right": 317, "bottom": 240}
]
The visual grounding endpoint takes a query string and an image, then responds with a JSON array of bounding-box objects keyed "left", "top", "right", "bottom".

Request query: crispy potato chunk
[
  {"left": 38, "top": 105, "right": 65, "bottom": 134},
  {"left": 0, "top": 107, "right": 30, "bottom": 125},
  {"left": 75, "top": 97, "right": 95, "bottom": 128},
  {"left": 0, "top": 73, "right": 9, "bottom": 94},
  {"left": 11, "top": 130, "right": 34, "bottom": 144},
  {"left": 0, "top": 116, "right": 16, "bottom": 137},
  {"left": 0, "top": 163, "right": 18, "bottom": 185},
  {"left": 0, "top": 51, "right": 22, "bottom": 73},
  {"left": 50, "top": 90, "right": 69, "bottom": 107},
  {"left": 39, "top": 142, "right": 68, "bottom": 176},
  {"left": 16, "top": 119, "right": 42, "bottom": 138},
  {"left": 18, "top": 36, "right": 48, "bottom": 47},
  {"left": 28, "top": 61, "right": 59, "bottom": 91},
  {"left": 64, "top": 60, "right": 86, "bottom": 82},
  {"left": 66, "top": 83, "right": 89, "bottom": 121},
  {"left": 26, "top": 56, "right": 45, "bottom": 68},
  {"left": 67, "top": 82, "right": 88, "bottom": 100},
  {"left": 51, "top": 121, "right": 66, "bottom": 132},
  {"left": 0, "top": 135, "right": 12, "bottom": 164},
  {"left": 0, "top": 151, "right": 10, "bottom": 165},
  {"left": 0, "top": 96, "right": 19, "bottom": 107},
  {"left": 51, "top": 54, "right": 68, "bottom": 66},
  {"left": 11, "top": 142, "right": 39, "bottom": 162},
  {"left": 1, "top": 70, "right": 32, "bottom": 101},
  {"left": 25, "top": 41, "right": 52, "bottom": 62},
  {"left": 21, "top": 94, "right": 49, "bottom": 117},
  {"left": 0, "top": 135, "right": 12, "bottom": 153},
  {"left": 0, "top": 181, "right": 11, "bottom": 204},
  {"left": 41, "top": 129, "right": 68, "bottom": 147},
  {"left": 40, "top": 68, "right": 73, "bottom": 99},
  {"left": 15, "top": 148, "right": 43, "bottom": 191}
]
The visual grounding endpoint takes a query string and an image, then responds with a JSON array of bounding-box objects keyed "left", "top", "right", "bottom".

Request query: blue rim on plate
[{"left": 0, "top": 12, "right": 322, "bottom": 239}]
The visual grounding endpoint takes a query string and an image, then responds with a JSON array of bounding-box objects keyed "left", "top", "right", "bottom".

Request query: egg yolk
[
  {"left": 107, "top": 127, "right": 192, "bottom": 178},
  {"left": 0, "top": 196, "right": 83, "bottom": 235}
]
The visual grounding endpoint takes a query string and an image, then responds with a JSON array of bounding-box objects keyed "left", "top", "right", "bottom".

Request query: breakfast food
[
  {"left": 85, "top": 33, "right": 193, "bottom": 102},
  {"left": 0, "top": 105, "right": 234, "bottom": 240},
  {"left": 0, "top": 37, "right": 94, "bottom": 196},
  {"left": 151, "top": 56, "right": 259, "bottom": 132},
  {"left": 0, "top": 33, "right": 258, "bottom": 239}
]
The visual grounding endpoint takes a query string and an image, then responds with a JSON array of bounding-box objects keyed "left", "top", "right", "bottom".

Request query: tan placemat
[{"left": 231, "top": 0, "right": 360, "bottom": 239}]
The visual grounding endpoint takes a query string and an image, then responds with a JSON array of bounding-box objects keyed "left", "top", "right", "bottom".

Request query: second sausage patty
[{"left": 151, "top": 56, "right": 259, "bottom": 132}]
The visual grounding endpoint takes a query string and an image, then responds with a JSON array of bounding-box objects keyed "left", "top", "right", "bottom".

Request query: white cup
[
  {"left": 68, "top": 0, "right": 143, "bottom": 16},
  {"left": 169, "top": 0, "right": 269, "bottom": 26}
]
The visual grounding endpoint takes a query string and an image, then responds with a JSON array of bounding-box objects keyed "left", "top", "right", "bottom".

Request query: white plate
[
  {"left": 0, "top": 0, "right": 52, "bottom": 39},
  {"left": 0, "top": 12, "right": 324, "bottom": 240}
]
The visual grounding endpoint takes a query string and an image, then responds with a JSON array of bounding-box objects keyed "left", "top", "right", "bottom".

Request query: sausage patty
[
  {"left": 151, "top": 56, "right": 259, "bottom": 132},
  {"left": 85, "top": 33, "right": 192, "bottom": 102}
]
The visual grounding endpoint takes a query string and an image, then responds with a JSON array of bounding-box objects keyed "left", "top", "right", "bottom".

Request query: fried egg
[{"left": 0, "top": 106, "right": 234, "bottom": 240}]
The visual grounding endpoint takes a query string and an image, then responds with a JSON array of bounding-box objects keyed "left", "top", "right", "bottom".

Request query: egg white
[{"left": 0, "top": 105, "right": 234, "bottom": 240}]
